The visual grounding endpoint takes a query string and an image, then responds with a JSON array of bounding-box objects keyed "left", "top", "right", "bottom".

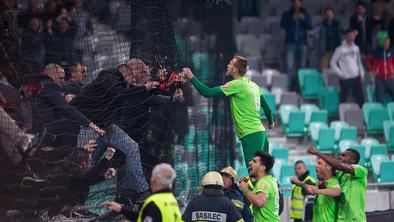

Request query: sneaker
[{"left": 25, "top": 127, "right": 47, "bottom": 156}]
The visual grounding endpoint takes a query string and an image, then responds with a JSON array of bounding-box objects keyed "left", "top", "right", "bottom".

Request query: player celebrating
[{"left": 182, "top": 56, "right": 274, "bottom": 164}]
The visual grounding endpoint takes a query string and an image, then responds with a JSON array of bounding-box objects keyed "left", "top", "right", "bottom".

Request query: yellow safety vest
[
  {"left": 290, "top": 175, "right": 316, "bottom": 219},
  {"left": 137, "top": 192, "right": 182, "bottom": 222}
]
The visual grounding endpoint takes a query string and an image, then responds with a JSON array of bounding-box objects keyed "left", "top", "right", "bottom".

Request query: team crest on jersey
[{"left": 260, "top": 183, "right": 266, "bottom": 189}]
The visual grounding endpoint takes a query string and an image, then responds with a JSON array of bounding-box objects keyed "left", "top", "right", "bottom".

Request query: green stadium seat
[
  {"left": 272, "top": 148, "right": 289, "bottom": 161},
  {"left": 309, "top": 122, "right": 328, "bottom": 142},
  {"left": 280, "top": 164, "right": 295, "bottom": 186},
  {"left": 338, "top": 140, "right": 358, "bottom": 153},
  {"left": 392, "top": 154, "right": 394, "bottom": 160},
  {"left": 387, "top": 102, "right": 394, "bottom": 120},
  {"left": 352, "top": 145, "right": 366, "bottom": 167},
  {"left": 371, "top": 154, "right": 389, "bottom": 181},
  {"left": 383, "top": 120, "right": 394, "bottom": 150},
  {"left": 319, "top": 86, "right": 339, "bottom": 117},
  {"left": 310, "top": 110, "right": 328, "bottom": 124},
  {"left": 237, "top": 167, "right": 249, "bottom": 178},
  {"left": 285, "top": 111, "right": 306, "bottom": 137},
  {"left": 361, "top": 138, "right": 380, "bottom": 159},
  {"left": 300, "top": 104, "right": 319, "bottom": 125},
  {"left": 367, "top": 85, "right": 392, "bottom": 105},
  {"left": 269, "top": 142, "right": 282, "bottom": 153},
  {"left": 339, "top": 127, "right": 357, "bottom": 141},
  {"left": 298, "top": 68, "right": 324, "bottom": 99},
  {"left": 272, "top": 158, "right": 287, "bottom": 178},
  {"left": 306, "top": 164, "right": 317, "bottom": 181},
  {"left": 330, "top": 121, "right": 349, "bottom": 142},
  {"left": 370, "top": 144, "right": 388, "bottom": 157},
  {"left": 260, "top": 92, "right": 276, "bottom": 120},
  {"left": 363, "top": 103, "right": 389, "bottom": 134},
  {"left": 380, "top": 162, "right": 394, "bottom": 182},
  {"left": 279, "top": 104, "right": 299, "bottom": 125},
  {"left": 316, "top": 128, "right": 336, "bottom": 153}
]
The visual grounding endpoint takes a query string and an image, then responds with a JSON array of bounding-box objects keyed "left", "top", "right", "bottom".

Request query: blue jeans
[
  {"left": 285, "top": 43, "right": 307, "bottom": 91},
  {"left": 77, "top": 124, "right": 148, "bottom": 198}
]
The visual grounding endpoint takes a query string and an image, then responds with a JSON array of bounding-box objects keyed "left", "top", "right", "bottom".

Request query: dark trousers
[
  {"left": 375, "top": 78, "right": 394, "bottom": 103},
  {"left": 339, "top": 76, "right": 365, "bottom": 107}
]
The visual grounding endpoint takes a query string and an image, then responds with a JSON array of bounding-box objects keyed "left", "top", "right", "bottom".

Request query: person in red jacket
[{"left": 364, "top": 31, "right": 394, "bottom": 103}]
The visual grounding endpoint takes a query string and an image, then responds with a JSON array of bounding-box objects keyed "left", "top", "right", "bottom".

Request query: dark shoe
[{"left": 25, "top": 127, "right": 47, "bottom": 157}]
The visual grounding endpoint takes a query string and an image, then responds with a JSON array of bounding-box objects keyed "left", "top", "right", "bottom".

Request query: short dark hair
[
  {"left": 233, "top": 56, "right": 248, "bottom": 76},
  {"left": 254, "top": 151, "right": 275, "bottom": 173},
  {"left": 346, "top": 149, "right": 360, "bottom": 164},
  {"left": 295, "top": 160, "right": 305, "bottom": 167},
  {"left": 357, "top": 1, "right": 367, "bottom": 9},
  {"left": 324, "top": 7, "right": 334, "bottom": 14}
]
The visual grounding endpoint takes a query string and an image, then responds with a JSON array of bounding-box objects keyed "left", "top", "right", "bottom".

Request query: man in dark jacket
[
  {"left": 61, "top": 63, "right": 87, "bottom": 95},
  {"left": 220, "top": 167, "right": 253, "bottom": 222},
  {"left": 364, "top": 31, "right": 394, "bottom": 102},
  {"left": 280, "top": 0, "right": 312, "bottom": 92}
]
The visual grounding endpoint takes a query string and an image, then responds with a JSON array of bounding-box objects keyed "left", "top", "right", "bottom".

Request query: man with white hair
[{"left": 102, "top": 163, "right": 182, "bottom": 221}]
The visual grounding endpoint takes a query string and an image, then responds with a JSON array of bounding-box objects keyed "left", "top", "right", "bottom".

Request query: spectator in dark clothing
[
  {"left": 61, "top": 63, "right": 87, "bottom": 95},
  {"left": 21, "top": 17, "right": 45, "bottom": 73},
  {"left": 33, "top": 63, "right": 104, "bottom": 147},
  {"left": 280, "top": 0, "right": 312, "bottom": 92},
  {"left": 70, "top": 0, "right": 91, "bottom": 64},
  {"left": 388, "top": 17, "right": 394, "bottom": 44},
  {"left": 364, "top": 31, "right": 394, "bottom": 103},
  {"left": 349, "top": 1, "right": 385, "bottom": 54},
  {"left": 317, "top": 7, "right": 342, "bottom": 72}
]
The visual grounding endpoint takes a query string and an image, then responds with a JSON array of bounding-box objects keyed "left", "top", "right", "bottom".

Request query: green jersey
[
  {"left": 252, "top": 175, "right": 280, "bottom": 222},
  {"left": 220, "top": 76, "right": 264, "bottom": 138},
  {"left": 335, "top": 164, "right": 368, "bottom": 222},
  {"left": 312, "top": 177, "right": 341, "bottom": 222}
]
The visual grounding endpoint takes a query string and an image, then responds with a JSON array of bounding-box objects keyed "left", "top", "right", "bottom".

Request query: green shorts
[{"left": 240, "top": 131, "right": 269, "bottom": 165}]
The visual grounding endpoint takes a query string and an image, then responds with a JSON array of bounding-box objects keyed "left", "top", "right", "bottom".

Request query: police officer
[
  {"left": 182, "top": 171, "right": 244, "bottom": 222},
  {"left": 220, "top": 167, "right": 253, "bottom": 222},
  {"left": 289, "top": 160, "right": 316, "bottom": 222},
  {"left": 102, "top": 163, "right": 182, "bottom": 221}
]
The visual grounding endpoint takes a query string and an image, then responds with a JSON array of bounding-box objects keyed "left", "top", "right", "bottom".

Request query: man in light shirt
[{"left": 330, "top": 29, "right": 365, "bottom": 107}]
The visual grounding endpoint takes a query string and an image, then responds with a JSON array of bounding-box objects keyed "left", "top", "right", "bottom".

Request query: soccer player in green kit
[
  {"left": 307, "top": 146, "right": 367, "bottom": 222},
  {"left": 182, "top": 56, "right": 274, "bottom": 164},
  {"left": 290, "top": 157, "right": 341, "bottom": 222}
]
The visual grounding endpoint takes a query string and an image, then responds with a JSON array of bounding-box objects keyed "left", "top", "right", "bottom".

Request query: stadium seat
[
  {"left": 330, "top": 121, "right": 349, "bottom": 142},
  {"left": 252, "top": 75, "right": 268, "bottom": 88},
  {"left": 285, "top": 112, "right": 306, "bottom": 137},
  {"left": 318, "top": 86, "right": 339, "bottom": 117},
  {"left": 306, "top": 164, "right": 317, "bottom": 181},
  {"left": 237, "top": 167, "right": 249, "bottom": 178},
  {"left": 280, "top": 92, "right": 299, "bottom": 106},
  {"left": 340, "top": 103, "right": 364, "bottom": 132},
  {"left": 269, "top": 142, "right": 282, "bottom": 152},
  {"left": 315, "top": 128, "right": 336, "bottom": 153},
  {"left": 300, "top": 104, "right": 319, "bottom": 125},
  {"left": 262, "top": 68, "right": 281, "bottom": 86},
  {"left": 361, "top": 138, "right": 380, "bottom": 160},
  {"left": 323, "top": 69, "right": 340, "bottom": 91},
  {"left": 338, "top": 140, "right": 358, "bottom": 153},
  {"left": 371, "top": 154, "right": 389, "bottom": 181},
  {"left": 271, "top": 74, "right": 288, "bottom": 90},
  {"left": 292, "top": 158, "right": 313, "bottom": 165},
  {"left": 363, "top": 103, "right": 389, "bottom": 134},
  {"left": 383, "top": 120, "right": 394, "bottom": 150},
  {"left": 279, "top": 104, "right": 298, "bottom": 125},
  {"left": 370, "top": 144, "right": 388, "bottom": 157},
  {"left": 272, "top": 158, "right": 287, "bottom": 178},
  {"left": 272, "top": 148, "right": 289, "bottom": 161},
  {"left": 298, "top": 68, "right": 324, "bottom": 99},
  {"left": 309, "top": 122, "right": 328, "bottom": 141},
  {"left": 367, "top": 85, "right": 392, "bottom": 104},
  {"left": 380, "top": 162, "right": 394, "bottom": 182},
  {"left": 387, "top": 102, "right": 394, "bottom": 120},
  {"left": 310, "top": 110, "right": 328, "bottom": 124},
  {"left": 339, "top": 127, "right": 357, "bottom": 142},
  {"left": 260, "top": 92, "right": 276, "bottom": 120},
  {"left": 280, "top": 164, "right": 295, "bottom": 186}
]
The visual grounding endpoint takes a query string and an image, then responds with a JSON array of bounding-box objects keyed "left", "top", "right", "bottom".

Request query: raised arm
[
  {"left": 307, "top": 146, "right": 355, "bottom": 175},
  {"left": 260, "top": 94, "right": 274, "bottom": 128}
]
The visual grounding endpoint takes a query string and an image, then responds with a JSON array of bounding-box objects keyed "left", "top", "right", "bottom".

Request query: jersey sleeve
[
  {"left": 327, "top": 177, "right": 341, "bottom": 189},
  {"left": 352, "top": 164, "right": 368, "bottom": 178},
  {"left": 254, "top": 180, "right": 270, "bottom": 197},
  {"left": 220, "top": 80, "right": 241, "bottom": 96}
]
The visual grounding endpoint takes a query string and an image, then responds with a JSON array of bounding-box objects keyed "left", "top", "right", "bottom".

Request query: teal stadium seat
[
  {"left": 298, "top": 69, "right": 324, "bottom": 99},
  {"left": 383, "top": 120, "right": 394, "bottom": 150},
  {"left": 319, "top": 86, "right": 339, "bottom": 117},
  {"left": 363, "top": 103, "right": 389, "bottom": 134},
  {"left": 330, "top": 121, "right": 349, "bottom": 142}
]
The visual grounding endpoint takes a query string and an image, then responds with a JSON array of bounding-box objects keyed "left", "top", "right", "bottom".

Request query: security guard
[
  {"left": 102, "top": 163, "right": 182, "bottom": 221},
  {"left": 182, "top": 171, "right": 244, "bottom": 222},
  {"left": 290, "top": 160, "right": 316, "bottom": 222},
  {"left": 220, "top": 167, "right": 253, "bottom": 222}
]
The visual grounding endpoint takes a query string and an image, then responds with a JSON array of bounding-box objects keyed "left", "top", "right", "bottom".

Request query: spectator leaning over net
[
  {"left": 239, "top": 151, "right": 280, "bottom": 222},
  {"left": 316, "top": 7, "right": 342, "bottom": 72},
  {"left": 102, "top": 163, "right": 182, "bottom": 222},
  {"left": 182, "top": 56, "right": 273, "bottom": 164},
  {"left": 220, "top": 166, "right": 253, "bottom": 222},
  {"left": 61, "top": 63, "right": 87, "bottom": 96},
  {"left": 330, "top": 29, "right": 365, "bottom": 107},
  {"left": 290, "top": 157, "right": 341, "bottom": 222},
  {"left": 307, "top": 146, "right": 367, "bottom": 222},
  {"left": 289, "top": 160, "right": 316, "bottom": 222},
  {"left": 364, "top": 31, "right": 394, "bottom": 103},
  {"left": 182, "top": 171, "right": 243, "bottom": 222},
  {"left": 280, "top": 0, "right": 312, "bottom": 92}
]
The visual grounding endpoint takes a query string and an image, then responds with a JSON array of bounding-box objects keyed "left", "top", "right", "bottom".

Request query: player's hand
[
  {"left": 104, "top": 168, "right": 117, "bottom": 180},
  {"left": 83, "top": 139, "right": 97, "bottom": 153},
  {"left": 307, "top": 146, "right": 318, "bottom": 155},
  {"left": 101, "top": 201, "right": 122, "bottom": 213},
  {"left": 182, "top": 68, "right": 194, "bottom": 79},
  {"left": 172, "top": 89, "right": 184, "bottom": 102},
  {"left": 290, "top": 176, "right": 300, "bottom": 185},
  {"left": 239, "top": 180, "right": 248, "bottom": 190},
  {"left": 89, "top": 122, "right": 106, "bottom": 137},
  {"left": 305, "top": 185, "right": 318, "bottom": 195},
  {"left": 144, "top": 81, "right": 159, "bottom": 90}
]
